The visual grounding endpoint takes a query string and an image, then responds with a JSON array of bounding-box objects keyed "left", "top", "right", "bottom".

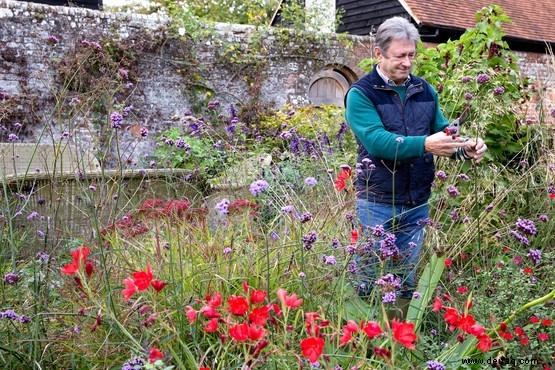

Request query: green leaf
[{"left": 406, "top": 253, "right": 446, "bottom": 330}]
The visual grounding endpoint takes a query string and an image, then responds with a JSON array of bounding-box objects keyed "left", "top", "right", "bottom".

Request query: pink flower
[
  {"left": 122, "top": 278, "right": 137, "bottom": 300},
  {"left": 277, "top": 288, "right": 303, "bottom": 308}
]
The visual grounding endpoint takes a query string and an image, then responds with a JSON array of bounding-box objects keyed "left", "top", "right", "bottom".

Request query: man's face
[{"left": 375, "top": 39, "right": 416, "bottom": 85}]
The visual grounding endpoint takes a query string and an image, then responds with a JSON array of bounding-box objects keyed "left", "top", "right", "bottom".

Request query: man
[{"left": 344, "top": 17, "right": 487, "bottom": 318}]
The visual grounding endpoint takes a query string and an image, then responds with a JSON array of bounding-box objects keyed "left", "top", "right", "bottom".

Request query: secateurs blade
[{"left": 445, "top": 107, "right": 469, "bottom": 138}]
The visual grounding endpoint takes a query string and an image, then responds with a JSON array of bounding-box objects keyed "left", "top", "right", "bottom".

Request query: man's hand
[
  {"left": 463, "top": 138, "right": 487, "bottom": 163},
  {"left": 424, "top": 132, "right": 468, "bottom": 157}
]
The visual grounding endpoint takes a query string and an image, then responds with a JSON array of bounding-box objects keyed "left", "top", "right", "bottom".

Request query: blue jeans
[{"left": 353, "top": 199, "right": 429, "bottom": 299}]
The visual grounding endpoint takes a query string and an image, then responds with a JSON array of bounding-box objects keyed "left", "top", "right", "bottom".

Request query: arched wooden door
[{"left": 308, "top": 70, "right": 350, "bottom": 107}]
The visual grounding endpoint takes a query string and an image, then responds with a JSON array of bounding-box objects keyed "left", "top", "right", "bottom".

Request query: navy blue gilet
[{"left": 347, "top": 67, "right": 437, "bottom": 206}]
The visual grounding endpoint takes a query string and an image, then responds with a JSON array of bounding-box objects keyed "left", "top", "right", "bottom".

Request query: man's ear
[{"left": 374, "top": 46, "right": 383, "bottom": 60}]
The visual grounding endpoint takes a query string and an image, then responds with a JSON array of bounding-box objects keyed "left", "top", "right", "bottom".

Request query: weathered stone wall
[
  {"left": 0, "top": 0, "right": 369, "bottom": 166},
  {"left": 0, "top": 0, "right": 552, "bottom": 167}
]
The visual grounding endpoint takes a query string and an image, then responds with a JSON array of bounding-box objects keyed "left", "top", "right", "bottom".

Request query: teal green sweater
[{"left": 345, "top": 86, "right": 449, "bottom": 161}]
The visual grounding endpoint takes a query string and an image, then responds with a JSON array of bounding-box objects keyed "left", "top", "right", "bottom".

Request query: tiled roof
[{"left": 399, "top": 0, "right": 555, "bottom": 44}]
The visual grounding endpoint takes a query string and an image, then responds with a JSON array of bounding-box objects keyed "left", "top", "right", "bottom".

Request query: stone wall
[{"left": 0, "top": 0, "right": 369, "bottom": 166}]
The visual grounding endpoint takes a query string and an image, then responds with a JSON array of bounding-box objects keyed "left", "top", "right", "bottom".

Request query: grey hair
[{"left": 374, "top": 17, "right": 420, "bottom": 56}]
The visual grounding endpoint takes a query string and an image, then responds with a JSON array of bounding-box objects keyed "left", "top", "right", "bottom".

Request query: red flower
[
  {"left": 362, "top": 321, "right": 383, "bottom": 339},
  {"left": 132, "top": 264, "right": 153, "bottom": 291},
  {"left": 431, "top": 297, "right": 443, "bottom": 312},
  {"left": 85, "top": 262, "right": 94, "bottom": 278},
  {"left": 139, "top": 199, "right": 164, "bottom": 211},
  {"left": 61, "top": 247, "right": 90, "bottom": 275},
  {"left": 148, "top": 347, "right": 163, "bottom": 363},
  {"left": 334, "top": 168, "right": 352, "bottom": 191},
  {"left": 339, "top": 329, "right": 353, "bottom": 347},
  {"left": 300, "top": 336, "right": 325, "bottom": 363},
  {"left": 249, "top": 289, "right": 267, "bottom": 304},
  {"left": 350, "top": 229, "right": 359, "bottom": 245},
  {"left": 249, "top": 306, "right": 269, "bottom": 326},
  {"left": 122, "top": 278, "right": 137, "bottom": 300},
  {"left": 229, "top": 322, "right": 249, "bottom": 341},
  {"left": 444, "top": 308, "right": 460, "bottom": 327},
  {"left": 151, "top": 279, "right": 166, "bottom": 293},
  {"left": 457, "top": 286, "right": 468, "bottom": 293},
  {"left": 228, "top": 296, "right": 249, "bottom": 316},
  {"left": 538, "top": 332, "right": 549, "bottom": 341},
  {"left": 200, "top": 367, "right": 210, "bottom": 370},
  {"left": 247, "top": 324, "right": 267, "bottom": 341},
  {"left": 203, "top": 318, "right": 219, "bottom": 333},
  {"left": 391, "top": 319, "right": 417, "bottom": 349},
  {"left": 373, "top": 346, "right": 391, "bottom": 359},
  {"left": 444, "top": 258, "right": 452, "bottom": 266},
  {"left": 476, "top": 333, "right": 492, "bottom": 352},
  {"left": 542, "top": 318, "right": 552, "bottom": 326},
  {"left": 334, "top": 179, "right": 346, "bottom": 191},
  {"left": 206, "top": 293, "right": 222, "bottom": 308},
  {"left": 164, "top": 199, "right": 191, "bottom": 217},
  {"left": 185, "top": 306, "right": 197, "bottom": 324},
  {"left": 500, "top": 331, "right": 514, "bottom": 340},
  {"left": 514, "top": 326, "right": 525, "bottom": 337},
  {"left": 524, "top": 267, "right": 532, "bottom": 274},
  {"left": 521, "top": 337, "right": 529, "bottom": 345},
  {"left": 200, "top": 305, "right": 221, "bottom": 319},
  {"left": 468, "top": 324, "right": 485, "bottom": 336},
  {"left": 530, "top": 315, "right": 540, "bottom": 324},
  {"left": 344, "top": 320, "right": 358, "bottom": 333},
  {"left": 304, "top": 312, "right": 321, "bottom": 337},
  {"left": 277, "top": 288, "right": 303, "bottom": 308},
  {"left": 457, "top": 314, "right": 476, "bottom": 333},
  {"left": 339, "top": 320, "right": 358, "bottom": 346}
]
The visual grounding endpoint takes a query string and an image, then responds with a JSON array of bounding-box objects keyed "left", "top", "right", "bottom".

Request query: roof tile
[{"left": 400, "top": 0, "right": 555, "bottom": 43}]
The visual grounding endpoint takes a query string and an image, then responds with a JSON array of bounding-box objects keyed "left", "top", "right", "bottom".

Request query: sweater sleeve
[{"left": 345, "top": 88, "right": 427, "bottom": 161}]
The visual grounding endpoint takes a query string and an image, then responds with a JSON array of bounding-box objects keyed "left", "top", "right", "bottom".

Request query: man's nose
[{"left": 401, "top": 56, "right": 413, "bottom": 66}]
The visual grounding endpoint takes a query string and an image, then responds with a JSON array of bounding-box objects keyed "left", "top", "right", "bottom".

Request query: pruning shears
[{"left": 445, "top": 107, "right": 469, "bottom": 139}]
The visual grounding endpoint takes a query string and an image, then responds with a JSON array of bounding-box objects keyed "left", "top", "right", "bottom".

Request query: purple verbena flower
[
  {"left": 110, "top": 112, "right": 123, "bottom": 129},
  {"left": 300, "top": 212, "right": 312, "bottom": 224},
  {"left": 370, "top": 224, "right": 385, "bottom": 237},
  {"left": 436, "top": 170, "right": 447, "bottom": 180},
  {"left": 493, "top": 86, "right": 505, "bottom": 95},
  {"left": 509, "top": 230, "right": 529, "bottom": 246},
  {"left": 281, "top": 205, "right": 295, "bottom": 213},
  {"left": 527, "top": 249, "right": 542, "bottom": 265},
  {"left": 515, "top": 218, "right": 536, "bottom": 235},
  {"left": 538, "top": 214, "right": 549, "bottom": 223},
  {"left": 477, "top": 73, "right": 491, "bottom": 84},
  {"left": 382, "top": 291, "right": 397, "bottom": 303},
  {"left": 215, "top": 198, "right": 230, "bottom": 216},
  {"left": 304, "top": 177, "right": 318, "bottom": 186},
  {"left": 427, "top": 360, "right": 446, "bottom": 370},
  {"left": 447, "top": 185, "right": 459, "bottom": 198},
  {"left": 3, "top": 272, "right": 20, "bottom": 285},
  {"left": 249, "top": 180, "right": 269, "bottom": 196},
  {"left": 302, "top": 231, "right": 318, "bottom": 250}
]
